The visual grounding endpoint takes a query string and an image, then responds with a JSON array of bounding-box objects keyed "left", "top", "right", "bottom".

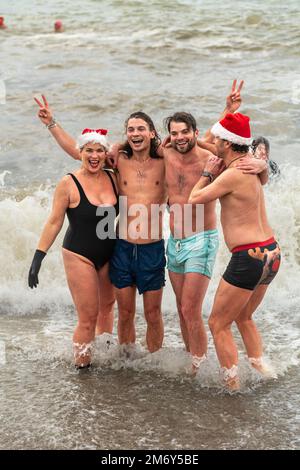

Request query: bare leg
[
  {"left": 95, "top": 262, "right": 115, "bottom": 335},
  {"left": 180, "top": 273, "right": 210, "bottom": 373},
  {"left": 143, "top": 289, "right": 164, "bottom": 352},
  {"left": 115, "top": 286, "right": 136, "bottom": 345},
  {"left": 169, "top": 271, "right": 189, "bottom": 351},
  {"left": 62, "top": 249, "right": 100, "bottom": 367},
  {"left": 208, "top": 279, "right": 253, "bottom": 390},
  {"left": 235, "top": 284, "right": 274, "bottom": 376}
]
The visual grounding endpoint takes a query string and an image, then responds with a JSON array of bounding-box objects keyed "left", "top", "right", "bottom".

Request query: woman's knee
[
  {"left": 77, "top": 316, "right": 98, "bottom": 334},
  {"left": 100, "top": 297, "right": 115, "bottom": 314}
]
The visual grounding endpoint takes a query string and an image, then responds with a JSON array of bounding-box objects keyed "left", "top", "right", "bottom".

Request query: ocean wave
[{"left": 0, "top": 162, "right": 299, "bottom": 378}]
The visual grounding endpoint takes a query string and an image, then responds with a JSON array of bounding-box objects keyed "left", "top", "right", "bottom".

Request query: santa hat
[
  {"left": 211, "top": 113, "right": 252, "bottom": 146},
  {"left": 76, "top": 128, "right": 109, "bottom": 150}
]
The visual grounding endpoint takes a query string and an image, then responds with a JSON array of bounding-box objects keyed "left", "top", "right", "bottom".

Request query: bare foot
[
  {"left": 221, "top": 365, "right": 240, "bottom": 391},
  {"left": 185, "top": 354, "right": 206, "bottom": 377},
  {"left": 73, "top": 341, "right": 92, "bottom": 368},
  {"left": 185, "top": 363, "right": 198, "bottom": 377},
  {"left": 75, "top": 362, "right": 91, "bottom": 370},
  {"left": 224, "top": 376, "right": 240, "bottom": 391},
  {"left": 249, "top": 357, "right": 277, "bottom": 379}
]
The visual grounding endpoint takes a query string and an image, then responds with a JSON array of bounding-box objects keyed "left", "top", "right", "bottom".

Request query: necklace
[
  {"left": 132, "top": 156, "right": 151, "bottom": 164},
  {"left": 133, "top": 156, "right": 151, "bottom": 179},
  {"left": 226, "top": 155, "right": 246, "bottom": 169}
]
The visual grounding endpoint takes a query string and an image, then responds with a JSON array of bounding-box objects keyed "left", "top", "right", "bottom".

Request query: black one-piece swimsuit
[{"left": 63, "top": 171, "right": 119, "bottom": 270}]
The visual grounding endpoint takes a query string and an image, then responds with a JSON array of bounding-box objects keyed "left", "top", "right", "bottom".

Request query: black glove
[{"left": 28, "top": 250, "right": 47, "bottom": 289}]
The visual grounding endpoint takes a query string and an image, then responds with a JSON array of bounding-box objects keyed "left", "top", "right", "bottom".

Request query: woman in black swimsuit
[{"left": 28, "top": 130, "right": 119, "bottom": 368}]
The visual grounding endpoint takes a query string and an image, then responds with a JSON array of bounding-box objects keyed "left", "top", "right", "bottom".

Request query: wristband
[
  {"left": 46, "top": 118, "right": 57, "bottom": 129},
  {"left": 201, "top": 171, "right": 214, "bottom": 183}
]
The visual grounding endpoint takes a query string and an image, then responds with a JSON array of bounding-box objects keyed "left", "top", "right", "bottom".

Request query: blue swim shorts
[
  {"left": 109, "top": 239, "right": 166, "bottom": 294},
  {"left": 167, "top": 229, "right": 219, "bottom": 278}
]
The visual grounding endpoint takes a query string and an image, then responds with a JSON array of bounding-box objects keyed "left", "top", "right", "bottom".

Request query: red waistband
[{"left": 231, "top": 237, "right": 276, "bottom": 253}]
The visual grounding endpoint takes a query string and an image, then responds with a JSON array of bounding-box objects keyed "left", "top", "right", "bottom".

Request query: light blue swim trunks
[{"left": 167, "top": 229, "right": 219, "bottom": 278}]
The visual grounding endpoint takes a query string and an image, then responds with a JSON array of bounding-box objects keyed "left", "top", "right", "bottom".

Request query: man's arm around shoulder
[{"left": 189, "top": 167, "right": 239, "bottom": 205}]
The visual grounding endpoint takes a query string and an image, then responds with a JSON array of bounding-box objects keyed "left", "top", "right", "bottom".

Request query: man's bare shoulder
[
  {"left": 118, "top": 153, "right": 131, "bottom": 163},
  {"left": 195, "top": 147, "right": 214, "bottom": 161},
  {"left": 117, "top": 153, "right": 133, "bottom": 174},
  {"left": 216, "top": 167, "right": 251, "bottom": 186},
  {"left": 161, "top": 146, "right": 179, "bottom": 159}
]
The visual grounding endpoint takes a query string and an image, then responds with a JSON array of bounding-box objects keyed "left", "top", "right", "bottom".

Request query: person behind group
[
  {"left": 251, "top": 136, "right": 280, "bottom": 179},
  {"left": 0, "top": 16, "right": 7, "bottom": 29},
  {"left": 189, "top": 113, "right": 281, "bottom": 391},
  {"left": 33, "top": 97, "right": 166, "bottom": 354},
  {"left": 28, "top": 129, "right": 119, "bottom": 368}
]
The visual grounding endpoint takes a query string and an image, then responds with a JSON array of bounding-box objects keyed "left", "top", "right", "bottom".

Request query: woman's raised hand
[{"left": 34, "top": 94, "right": 54, "bottom": 126}]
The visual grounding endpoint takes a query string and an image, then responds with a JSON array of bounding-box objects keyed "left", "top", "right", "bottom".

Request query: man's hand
[
  {"left": 226, "top": 79, "right": 244, "bottom": 114},
  {"left": 34, "top": 94, "right": 54, "bottom": 126},
  {"left": 236, "top": 157, "right": 267, "bottom": 174},
  {"left": 106, "top": 144, "right": 127, "bottom": 169},
  {"left": 204, "top": 155, "right": 226, "bottom": 178},
  {"left": 162, "top": 135, "right": 171, "bottom": 148}
]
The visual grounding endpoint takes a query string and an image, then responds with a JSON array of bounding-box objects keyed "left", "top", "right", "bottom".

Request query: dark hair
[
  {"left": 123, "top": 111, "right": 161, "bottom": 159},
  {"left": 251, "top": 136, "right": 270, "bottom": 155},
  {"left": 230, "top": 142, "right": 250, "bottom": 153},
  {"left": 164, "top": 112, "right": 197, "bottom": 133}
]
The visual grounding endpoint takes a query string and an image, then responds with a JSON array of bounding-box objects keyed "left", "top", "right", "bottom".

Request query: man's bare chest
[
  {"left": 118, "top": 163, "right": 165, "bottom": 195},
  {"left": 166, "top": 160, "right": 205, "bottom": 195}
]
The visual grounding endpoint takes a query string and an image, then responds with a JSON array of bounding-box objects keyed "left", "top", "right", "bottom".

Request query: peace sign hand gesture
[
  {"left": 34, "top": 94, "right": 54, "bottom": 126},
  {"left": 226, "top": 79, "right": 244, "bottom": 113}
]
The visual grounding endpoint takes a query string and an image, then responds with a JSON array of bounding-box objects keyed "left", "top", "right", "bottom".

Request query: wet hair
[
  {"left": 164, "top": 112, "right": 197, "bottom": 133},
  {"left": 251, "top": 136, "right": 270, "bottom": 156},
  {"left": 230, "top": 142, "right": 250, "bottom": 153},
  {"left": 123, "top": 111, "right": 161, "bottom": 159}
]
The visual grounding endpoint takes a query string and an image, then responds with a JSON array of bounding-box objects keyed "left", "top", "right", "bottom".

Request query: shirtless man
[
  {"left": 109, "top": 112, "right": 166, "bottom": 353},
  {"left": 162, "top": 112, "right": 218, "bottom": 373},
  {"left": 34, "top": 99, "right": 166, "bottom": 353},
  {"left": 189, "top": 112, "right": 281, "bottom": 390}
]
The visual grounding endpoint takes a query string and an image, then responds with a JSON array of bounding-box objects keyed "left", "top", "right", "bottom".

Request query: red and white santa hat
[
  {"left": 211, "top": 112, "right": 252, "bottom": 146},
  {"left": 76, "top": 128, "right": 109, "bottom": 150}
]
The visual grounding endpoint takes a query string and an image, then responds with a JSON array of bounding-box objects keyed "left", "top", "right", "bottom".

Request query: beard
[{"left": 172, "top": 137, "right": 196, "bottom": 154}]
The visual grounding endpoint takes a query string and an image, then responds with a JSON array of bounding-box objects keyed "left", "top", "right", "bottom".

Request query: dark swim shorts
[
  {"left": 109, "top": 239, "right": 166, "bottom": 294},
  {"left": 223, "top": 237, "right": 281, "bottom": 291}
]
